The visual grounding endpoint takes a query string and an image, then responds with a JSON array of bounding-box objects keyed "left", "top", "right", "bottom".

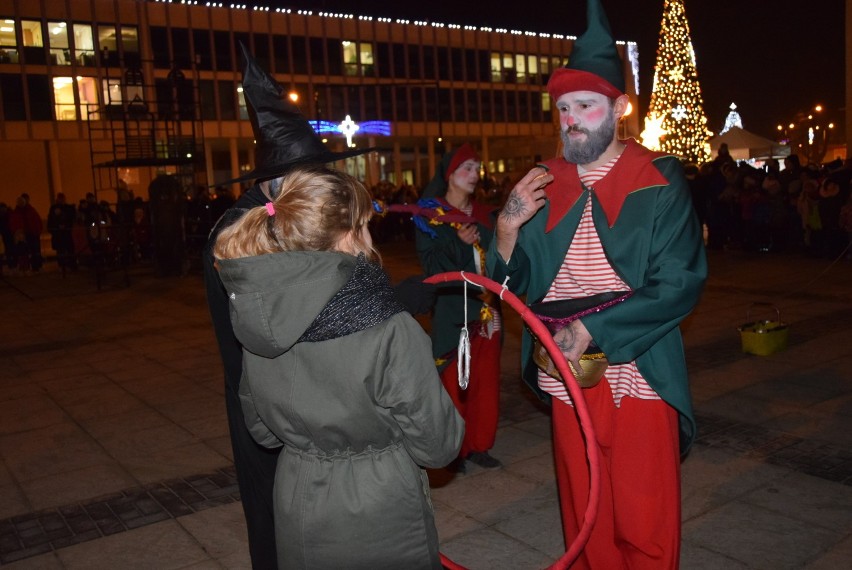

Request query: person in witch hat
[
  {"left": 212, "top": 165, "right": 462, "bottom": 569},
  {"left": 486, "top": 0, "right": 707, "bottom": 567},
  {"left": 414, "top": 143, "right": 504, "bottom": 474},
  {"left": 202, "top": 44, "right": 433, "bottom": 568}
]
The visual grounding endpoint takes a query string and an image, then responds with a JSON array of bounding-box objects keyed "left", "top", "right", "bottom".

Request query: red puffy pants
[
  {"left": 440, "top": 331, "right": 501, "bottom": 457},
  {"left": 552, "top": 383, "right": 681, "bottom": 569}
]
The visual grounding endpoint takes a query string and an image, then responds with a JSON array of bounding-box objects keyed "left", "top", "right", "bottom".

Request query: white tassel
[{"left": 457, "top": 273, "right": 471, "bottom": 390}]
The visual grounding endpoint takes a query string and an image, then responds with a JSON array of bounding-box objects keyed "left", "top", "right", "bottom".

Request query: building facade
[{"left": 0, "top": 0, "right": 641, "bottom": 216}]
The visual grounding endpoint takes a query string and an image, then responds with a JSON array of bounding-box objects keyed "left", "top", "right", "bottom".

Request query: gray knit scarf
[{"left": 297, "top": 254, "right": 406, "bottom": 343}]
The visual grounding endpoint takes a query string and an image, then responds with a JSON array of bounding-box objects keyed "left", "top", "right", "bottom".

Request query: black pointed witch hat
[{"left": 216, "top": 43, "right": 376, "bottom": 186}]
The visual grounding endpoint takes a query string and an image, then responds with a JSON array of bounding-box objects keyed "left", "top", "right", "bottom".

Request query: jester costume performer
[
  {"left": 415, "top": 144, "right": 503, "bottom": 472},
  {"left": 486, "top": 1, "right": 707, "bottom": 567}
]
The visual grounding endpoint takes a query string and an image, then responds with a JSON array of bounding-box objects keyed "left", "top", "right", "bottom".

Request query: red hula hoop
[{"left": 426, "top": 271, "right": 601, "bottom": 570}]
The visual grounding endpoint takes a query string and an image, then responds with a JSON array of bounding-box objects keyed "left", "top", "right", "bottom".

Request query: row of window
[
  {"left": 0, "top": 17, "right": 139, "bottom": 67},
  {"left": 150, "top": 27, "right": 565, "bottom": 85},
  {"left": 0, "top": 73, "right": 552, "bottom": 125}
]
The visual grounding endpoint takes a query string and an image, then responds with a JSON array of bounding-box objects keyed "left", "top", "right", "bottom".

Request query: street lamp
[{"left": 784, "top": 104, "right": 834, "bottom": 166}]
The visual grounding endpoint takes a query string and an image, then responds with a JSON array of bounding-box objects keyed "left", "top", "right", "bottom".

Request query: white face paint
[
  {"left": 449, "top": 159, "right": 481, "bottom": 196},
  {"left": 556, "top": 91, "right": 618, "bottom": 166}
]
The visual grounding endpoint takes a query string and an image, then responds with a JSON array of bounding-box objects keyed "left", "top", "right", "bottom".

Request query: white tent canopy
[{"left": 709, "top": 126, "right": 791, "bottom": 161}]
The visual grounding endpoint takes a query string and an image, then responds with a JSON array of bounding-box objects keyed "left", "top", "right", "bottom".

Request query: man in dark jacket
[{"left": 47, "top": 193, "right": 78, "bottom": 272}]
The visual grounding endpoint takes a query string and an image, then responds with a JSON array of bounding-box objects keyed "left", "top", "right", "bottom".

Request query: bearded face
[{"left": 560, "top": 103, "right": 617, "bottom": 166}]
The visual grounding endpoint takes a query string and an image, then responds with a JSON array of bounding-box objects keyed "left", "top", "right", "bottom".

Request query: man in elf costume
[
  {"left": 416, "top": 143, "right": 503, "bottom": 474},
  {"left": 486, "top": 0, "right": 707, "bottom": 567}
]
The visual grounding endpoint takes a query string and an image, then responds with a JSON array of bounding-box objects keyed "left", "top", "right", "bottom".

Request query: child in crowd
[{"left": 214, "top": 165, "right": 463, "bottom": 570}]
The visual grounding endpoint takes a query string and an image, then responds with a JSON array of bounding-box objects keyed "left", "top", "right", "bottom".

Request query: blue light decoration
[{"left": 310, "top": 119, "right": 391, "bottom": 137}]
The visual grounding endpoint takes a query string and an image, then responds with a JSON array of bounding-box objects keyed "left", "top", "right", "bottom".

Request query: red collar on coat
[
  {"left": 543, "top": 139, "right": 670, "bottom": 232},
  {"left": 437, "top": 198, "right": 496, "bottom": 230}
]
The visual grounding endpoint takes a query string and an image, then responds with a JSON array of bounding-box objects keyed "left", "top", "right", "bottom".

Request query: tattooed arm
[
  {"left": 496, "top": 166, "right": 553, "bottom": 262},
  {"left": 553, "top": 320, "right": 593, "bottom": 373}
]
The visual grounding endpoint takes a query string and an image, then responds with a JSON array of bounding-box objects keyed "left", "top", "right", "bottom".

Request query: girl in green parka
[{"left": 214, "top": 166, "right": 463, "bottom": 570}]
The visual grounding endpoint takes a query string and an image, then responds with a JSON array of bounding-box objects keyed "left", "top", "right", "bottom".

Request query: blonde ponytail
[{"left": 214, "top": 166, "right": 379, "bottom": 262}]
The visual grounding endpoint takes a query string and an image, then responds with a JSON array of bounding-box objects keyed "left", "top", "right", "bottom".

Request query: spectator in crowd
[
  {"left": 148, "top": 174, "right": 186, "bottom": 277},
  {"left": 816, "top": 176, "right": 848, "bottom": 259},
  {"left": 0, "top": 202, "right": 11, "bottom": 274},
  {"left": 798, "top": 176, "right": 822, "bottom": 255},
  {"left": 8, "top": 193, "right": 43, "bottom": 273},
  {"left": 186, "top": 185, "right": 215, "bottom": 257},
  {"left": 210, "top": 186, "right": 236, "bottom": 224},
  {"left": 840, "top": 189, "right": 852, "bottom": 260},
  {"left": 47, "top": 192, "right": 78, "bottom": 272}
]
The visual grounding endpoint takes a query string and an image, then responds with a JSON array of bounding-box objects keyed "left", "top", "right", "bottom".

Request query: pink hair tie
[{"left": 265, "top": 202, "right": 275, "bottom": 216}]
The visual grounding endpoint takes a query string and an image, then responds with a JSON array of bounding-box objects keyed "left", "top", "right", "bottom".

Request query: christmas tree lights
[{"left": 641, "top": 0, "right": 711, "bottom": 163}]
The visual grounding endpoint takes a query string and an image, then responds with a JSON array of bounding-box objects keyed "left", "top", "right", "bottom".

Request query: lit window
[
  {"left": 97, "top": 24, "right": 117, "bottom": 53},
  {"left": 502, "top": 53, "right": 515, "bottom": 82},
  {"left": 47, "top": 21, "right": 70, "bottom": 66},
  {"left": 527, "top": 55, "right": 538, "bottom": 82},
  {"left": 102, "top": 78, "right": 121, "bottom": 105},
  {"left": 53, "top": 75, "right": 99, "bottom": 120},
  {"left": 53, "top": 76, "right": 76, "bottom": 120},
  {"left": 237, "top": 83, "right": 248, "bottom": 120},
  {"left": 20, "top": 20, "right": 47, "bottom": 64},
  {"left": 77, "top": 76, "right": 99, "bottom": 119},
  {"left": 21, "top": 20, "right": 43, "bottom": 47},
  {"left": 73, "top": 24, "right": 94, "bottom": 66},
  {"left": 490, "top": 52, "right": 500, "bottom": 82},
  {"left": 342, "top": 40, "right": 374, "bottom": 77},
  {"left": 514, "top": 54, "right": 526, "bottom": 83},
  {"left": 0, "top": 19, "right": 18, "bottom": 62},
  {"left": 120, "top": 25, "right": 138, "bottom": 55}
]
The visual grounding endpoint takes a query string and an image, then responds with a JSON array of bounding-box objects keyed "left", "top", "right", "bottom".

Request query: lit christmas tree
[
  {"left": 640, "top": 0, "right": 711, "bottom": 163},
  {"left": 720, "top": 102, "right": 743, "bottom": 134}
]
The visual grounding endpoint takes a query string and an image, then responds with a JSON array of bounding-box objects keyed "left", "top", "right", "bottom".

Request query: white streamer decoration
[{"left": 456, "top": 273, "right": 472, "bottom": 390}]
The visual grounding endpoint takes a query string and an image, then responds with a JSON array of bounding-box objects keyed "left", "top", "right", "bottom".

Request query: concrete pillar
[
  {"left": 414, "top": 146, "right": 422, "bottom": 188},
  {"left": 229, "top": 137, "right": 240, "bottom": 194},
  {"left": 393, "top": 140, "right": 402, "bottom": 186},
  {"left": 366, "top": 136, "right": 378, "bottom": 187},
  {"left": 204, "top": 140, "right": 215, "bottom": 189},
  {"left": 427, "top": 139, "right": 436, "bottom": 183},
  {"left": 480, "top": 136, "right": 490, "bottom": 170},
  {"left": 46, "top": 140, "right": 62, "bottom": 203}
]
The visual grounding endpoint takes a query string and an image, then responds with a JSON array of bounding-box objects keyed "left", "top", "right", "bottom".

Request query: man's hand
[
  {"left": 496, "top": 165, "right": 552, "bottom": 262},
  {"left": 553, "top": 319, "right": 593, "bottom": 375}
]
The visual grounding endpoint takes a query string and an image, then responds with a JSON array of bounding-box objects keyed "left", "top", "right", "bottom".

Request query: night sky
[{"left": 266, "top": 0, "right": 845, "bottom": 140}]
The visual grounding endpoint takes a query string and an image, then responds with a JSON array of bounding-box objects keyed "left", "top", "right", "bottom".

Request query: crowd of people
[
  {"left": 687, "top": 146, "right": 852, "bottom": 260},
  {"left": 3, "top": 150, "right": 847, "bottom": 281}
]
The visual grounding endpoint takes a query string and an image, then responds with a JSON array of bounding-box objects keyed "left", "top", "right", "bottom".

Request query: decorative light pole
[{"left": 784, "top": 104, "right": 834, "bottom": 166}]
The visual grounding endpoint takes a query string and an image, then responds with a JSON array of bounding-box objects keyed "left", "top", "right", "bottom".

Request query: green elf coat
[
  {"left": 486, "top": 139, "right": 707, "bottom": 453},
  {"left": 416, "top": 152, "right": 498, "bottom": 370}
]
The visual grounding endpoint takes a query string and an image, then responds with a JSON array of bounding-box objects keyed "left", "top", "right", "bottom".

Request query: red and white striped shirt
[{"left": 537, "top": 155, "right": 660, "bottom": 406}]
